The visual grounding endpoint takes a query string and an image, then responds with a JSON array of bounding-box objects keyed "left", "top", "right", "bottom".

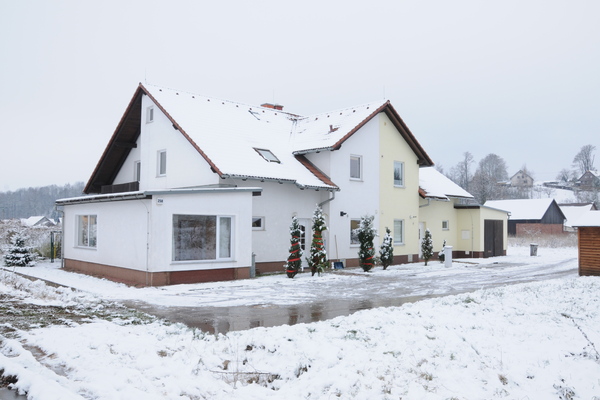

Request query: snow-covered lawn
[{"left": 1, "top": 247, "right": 599, "bottom": 399}]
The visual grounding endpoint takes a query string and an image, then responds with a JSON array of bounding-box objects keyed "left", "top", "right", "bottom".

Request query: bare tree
[
  {"left": 448, "top": 151, "right": 474, "bottom": 191},
  {"left": 573, "top": 144, "right": 596, "bottom": 175},
  {"left": 556, "top": 168, "right": 575, "bottom": 182},
  {"left": 470, "top": 153, "right": 508, "bottom": 204}
]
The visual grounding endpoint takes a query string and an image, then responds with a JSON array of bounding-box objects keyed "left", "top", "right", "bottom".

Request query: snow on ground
[
  {"left": 1, "top": 247, "right": 599, "bottom": 399},
  {"left": 3, "top": 245, "right": 578, "bottom": 308}
]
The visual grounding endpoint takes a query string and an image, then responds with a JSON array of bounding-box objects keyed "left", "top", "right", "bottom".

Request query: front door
[{"left": 298, "top": 218, "right": 312, "bottom": 271}]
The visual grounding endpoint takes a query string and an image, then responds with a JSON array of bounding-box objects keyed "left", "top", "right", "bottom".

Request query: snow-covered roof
[
  {"left": 418, "top": 167, "right": 473, "bottom": 200},
  {"left": 20, "top": 216, "right": 53, "bottom": 227},
  {"left": 559, "top": 203, "right": 595, "bottom": 228},
  {"left": 572, "top": 210, "right": 600, "bottom": 227},
  {"left": 86, "top": 84, "right": 434, "bottom": 194},
  {"left": 484, "top": 198, "right": 556, "bottom": 220}
]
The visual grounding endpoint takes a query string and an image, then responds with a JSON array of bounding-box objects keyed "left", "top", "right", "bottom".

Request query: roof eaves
[
  {"left": 331, "top": 101, "right": 389, "bottom": 151},
  {"left": 294, "top": 154, "right": 339, "bottom": 190},
  {"left": 84, "top": 85, "right": 144, "bottom": 194}
]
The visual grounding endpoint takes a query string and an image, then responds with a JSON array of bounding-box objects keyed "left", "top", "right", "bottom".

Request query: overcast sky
[{"left": 1, "top": 0, "right": 599, "bottom": 192}]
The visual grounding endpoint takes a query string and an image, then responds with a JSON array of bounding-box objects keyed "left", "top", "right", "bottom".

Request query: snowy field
[{"left": 1, "top": 247, "right": 600, "bottom": 399}]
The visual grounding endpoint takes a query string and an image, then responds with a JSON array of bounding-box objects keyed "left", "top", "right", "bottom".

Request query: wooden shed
[{"left": 573, "top": 211, "right": 600, "bottom": 276}]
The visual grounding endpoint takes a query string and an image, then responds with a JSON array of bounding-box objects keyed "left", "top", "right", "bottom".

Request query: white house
[{"left": 57, "top": 83, "right": 507, "bottom": 286}]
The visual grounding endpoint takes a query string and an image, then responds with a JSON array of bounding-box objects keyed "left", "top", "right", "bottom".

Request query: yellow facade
[{"left": 378, "top": 114, "right": 420, "bottom": 256}]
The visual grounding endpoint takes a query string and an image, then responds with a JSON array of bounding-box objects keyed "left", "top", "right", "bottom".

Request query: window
[
  {"left": 350, "top": 219, "right": 360, "bottom": 245},
  {"left": 393, "top": 219, "right": 404, "bottom": 244},
  {"left": 442, "top": 220, "right": 449, "bottom": 230},
  {"left": 394, "top": 161, "right": 404, "bottom": 187},
  {"left": 252, "top": 217, "right": 265, "bottom": 230},
  {"left": 77, "top": 215, "right": 97, "bottom": 248},
  {"left": 173, "top": 215, "right": 233, "bottom": 261},
  {"left": 350, "top": 155, "right": 362, "bottom": 180},
  {"left": 146, "top": 106, "right": 154, "bottom": 123},
  {"left": 254, "top": 148, "right": 280, "bottom": 163},
  {"left": 134, "top": 161, "right": 141, "bottom": 182},
  {"left": 158, "top": 150, "right": 167, "bottom": 176}
]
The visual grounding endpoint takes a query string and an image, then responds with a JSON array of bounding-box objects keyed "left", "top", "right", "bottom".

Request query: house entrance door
[{"left": 298, "top": 218, "right": 312, "bottom": 271}]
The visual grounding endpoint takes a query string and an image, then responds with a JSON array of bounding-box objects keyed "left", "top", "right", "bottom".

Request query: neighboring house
[
  {"left": 559, "top": 203, "right": 597, "bottom": 232},
  {"left": 509, "top": 170, "right": 534, "bottom": 188},
  {"left": 21, "top": 216, "right": 55, "bottom": 227},
  {"left": 485, "top": 198, "right": 566, "bottom": 236},
  {"left": 572, "top": 210, "right": 600, "bottom": 276},
  {"left": 419, "top": 168, "right": 509, "bottom": 258},
  {"left": 577, "top": 170, "right": 600, "bottom": 189},
  {"left": 57, "top": 83, "right": 506, "bottom": 286}
]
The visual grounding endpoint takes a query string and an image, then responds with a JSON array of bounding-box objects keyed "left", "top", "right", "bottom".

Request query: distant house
[
  {"left": 577, "top": 170, "right": 600, "bottom": 189},
  {"left": 572, "top": 211, "right": 600, "bottom": 276},
  {"left": 509, "top": 170, "right": 534, "bottom": 188},
  {"left": 485, "top": 198, "right": 566, "bottom": 236},
  {"left": 21, "top": 216, "right": 55, "bottom": 227},
  {"left": 559, "top": 203, "right": 598, "bottom": 232},
  {"left": 56, "top": 83, "right": 508, "bottom": 286}
]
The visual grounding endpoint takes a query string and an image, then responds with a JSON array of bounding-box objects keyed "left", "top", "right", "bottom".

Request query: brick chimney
[{"left": 261, "top": 103, "right": 284, "bottom": 110}]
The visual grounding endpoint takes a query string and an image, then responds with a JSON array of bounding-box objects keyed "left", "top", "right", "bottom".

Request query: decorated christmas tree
[
  {"left": 379, "top": 227, "right": 394, "bottom": 270},
  {"left": 285, "top": 216, "right": 303, "bottom": 278},
  {"left": 4, "top": 233, "right": 35, "bottom": 268},
  {"left": 356, "top": 215, "right": 376, "bottom": 272},
  {"left": 307, "top": 205, "right": 327, "bottom": 276},
  {"left": 421, "top": 229, "right": 433, "bottom": 266}
]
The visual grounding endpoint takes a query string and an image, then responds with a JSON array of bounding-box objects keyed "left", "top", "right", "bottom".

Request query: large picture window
[
  {"left": 77, "top": 215, "right": 97, "bottom": 248},
  {"left": 173, "top": 215, "right": 233, "bottom": 261}
]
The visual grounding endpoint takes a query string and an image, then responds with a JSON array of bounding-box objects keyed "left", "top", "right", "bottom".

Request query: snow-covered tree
[
  {"left": 307, "top": 205, "right": 327, "bottom": 276},
  {"left": 379, "top": 227, "right": 394, "bottom": 270},
  {"left": 421, "top": 229, "right": 433, "bottom": 266},
  {"left": 3, "top": 232, "right": 35, "bottom": 268},
  {"left": 285, "top": 216, "right": 303, "bottom": 278},
  {"left": 356, "top": 215, "right": 376, "bottom": 272}
]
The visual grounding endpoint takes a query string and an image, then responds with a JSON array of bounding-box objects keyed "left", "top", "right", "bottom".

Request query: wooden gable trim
[
  {"left": 84, "top": 86, "right": 144, "bottom": 194},
  {"left": 331, "top": 101, "right": 434, "bottom": 167},
  {"left": 294, "top": 154, "right": 339, "bottom": 189},
  {"left": 139, "top": 83, "right": 224, "bottom": 177}
]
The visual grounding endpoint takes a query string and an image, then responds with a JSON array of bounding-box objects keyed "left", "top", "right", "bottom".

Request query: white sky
[{"left": 1, "top": 0, "right": 599, "bottom": 191}]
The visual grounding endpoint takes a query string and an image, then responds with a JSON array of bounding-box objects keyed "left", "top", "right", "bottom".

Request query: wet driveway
[{"left": 123, "top": 256, "right": 578, "bottom": 334}]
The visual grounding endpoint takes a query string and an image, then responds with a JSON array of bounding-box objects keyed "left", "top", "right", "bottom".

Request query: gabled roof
[
  {"left": 572, "top": 210, "right": 600, "bottom": 227},
  {"left": 510, "top": 170, "right": 533, "bottom": 180},
  {"left": 559, "top": 203, "right": 596, "bottom": 228},
  {"left": 484, "top": 198, "right": 565, "bottom": 220},
  {"left": 419, "top": 167, "right": 473, "bottom": 200},
  {"left": 86, "top": 83, "right": 433, "bottom": 194},
  {"left": 21, "top": 216, "right": 54, "bottom": 227}
]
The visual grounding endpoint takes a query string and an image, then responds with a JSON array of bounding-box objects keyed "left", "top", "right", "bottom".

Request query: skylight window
[{"left": 254, "top": 148, "right": 280, "bottom": 163}]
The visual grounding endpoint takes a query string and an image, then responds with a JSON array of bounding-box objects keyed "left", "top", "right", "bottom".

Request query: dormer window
[{"left": 254, "top": 148, "right": 280, "bottom": 163}]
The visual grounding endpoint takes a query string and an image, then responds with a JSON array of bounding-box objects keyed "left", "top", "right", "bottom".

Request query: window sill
[
  {"left": 394, "top": 185, "right": 405, "bottom": 188},
  {"left": 171, "top": 259, "right": 235, "bottom": 265},
  {"left": 74, "top": 246, "right": 97, "bottom": 250},
  {"left": 350, "top": 178, "right": 363, "bottom": 182}
]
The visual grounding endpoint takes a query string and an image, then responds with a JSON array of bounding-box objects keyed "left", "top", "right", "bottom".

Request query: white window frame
[
  {"left": 157, "top": 150, "right": 167, "bottom": 177},
  {"left": 350, "top": 218, "right": 360, "bottom": 245},
  {"left": 254, "top": 148, "right": 280, "bottom": 163},
  {"left": 442, "top": 220, "right": 449, "bottom": 230},
  {"left": 146, "top": 106, "right": 154, "bottom": 123},
  {"left": 134, "top": 161, "right": 141, "bottom": 182},
  {"left": 393, "top": 219, "right": 404, "bottom": 245},
  {"left": 76, "top": 215, "right": 97, "bottom": 248},
  {"left": 394, "top": 161, "right": 404, "bottom": 187},
  {"left": 350, "top": 155, "right": 362, "bottom": 180},
  {"left": 172, "top": 214, "right": 234, "bottom": 262},
  {"left": 252, "top": 216, "right": 265, "bottom": 231}
]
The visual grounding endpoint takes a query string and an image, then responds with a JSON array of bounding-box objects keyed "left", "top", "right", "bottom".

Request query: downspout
[
  {"left": 137, "top": 196, "right": 151, "bottom": 286},
  {"left": 318, "top": 190, "right": 335, "bottom": 208}
]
